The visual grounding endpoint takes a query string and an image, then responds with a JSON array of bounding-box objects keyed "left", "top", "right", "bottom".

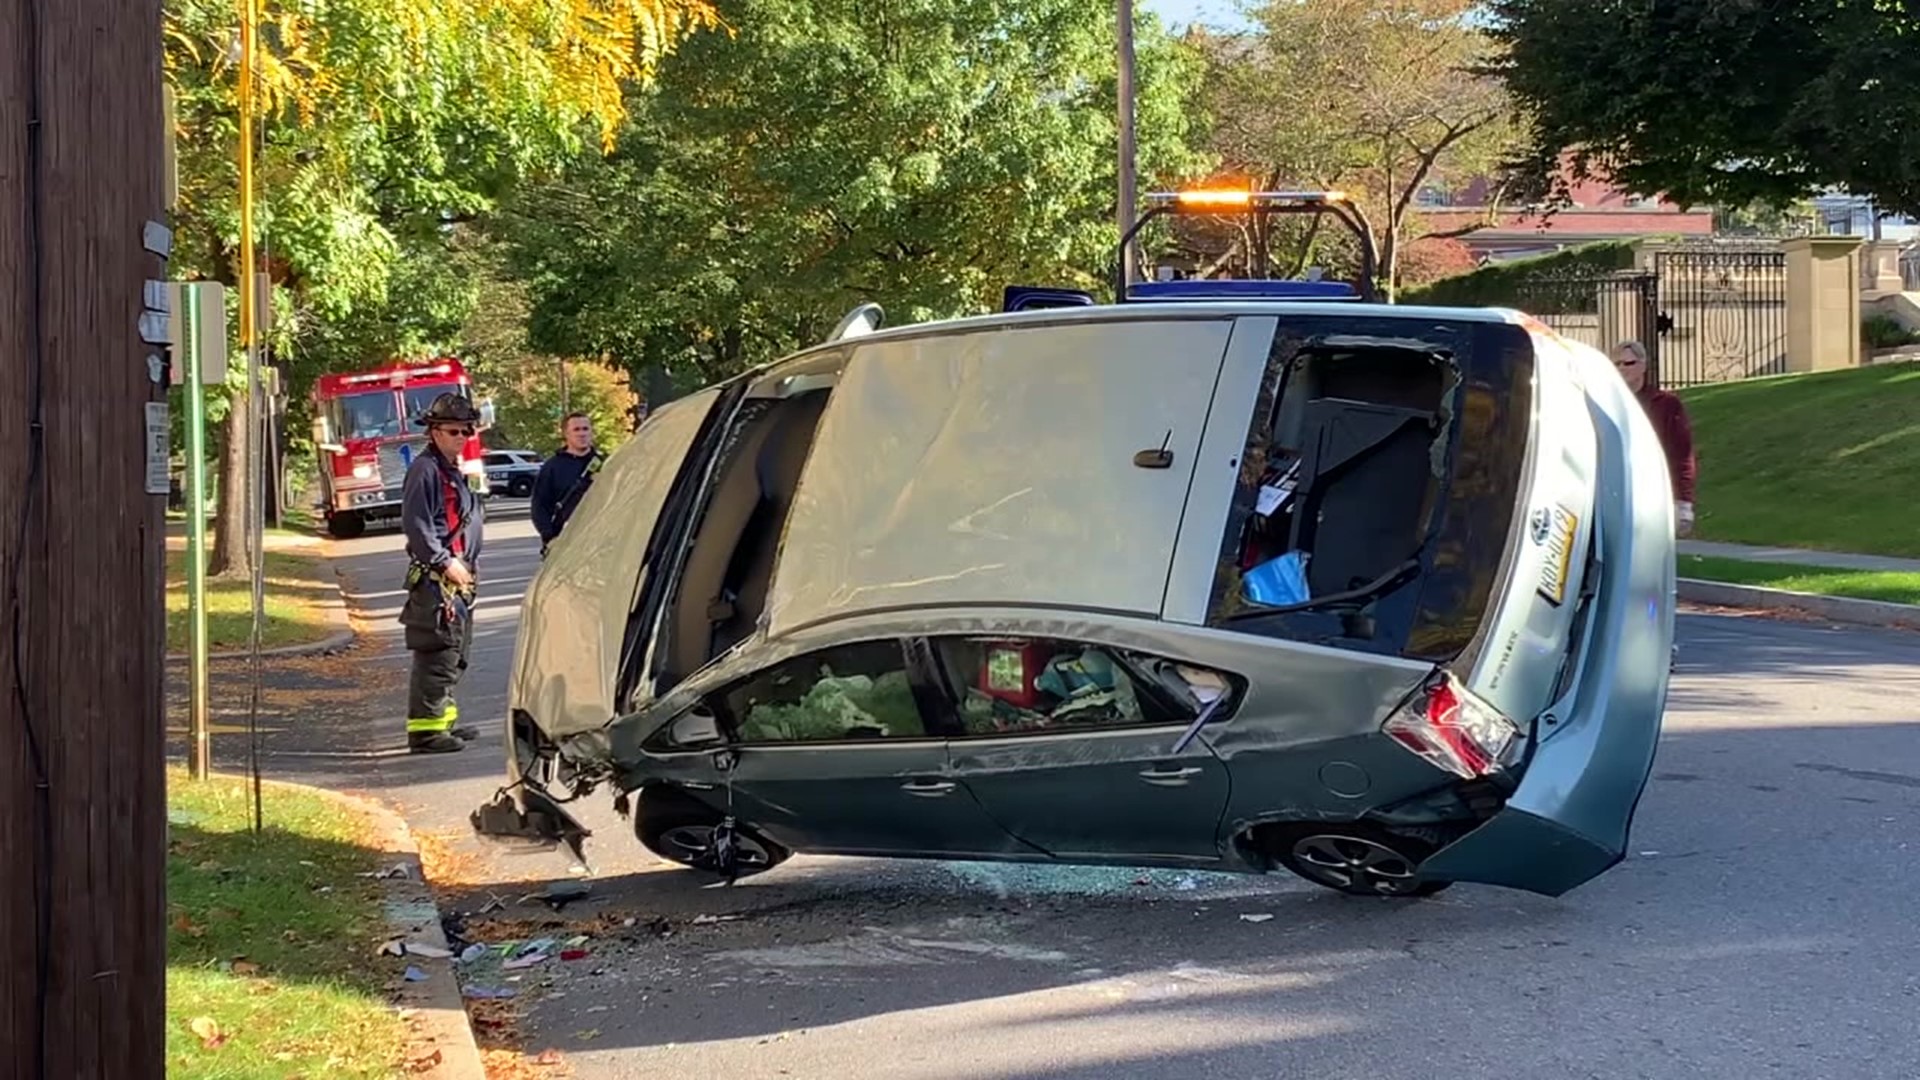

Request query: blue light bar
[{"left": 1125, "top": 280, "right": 1361, "bottom": 302}]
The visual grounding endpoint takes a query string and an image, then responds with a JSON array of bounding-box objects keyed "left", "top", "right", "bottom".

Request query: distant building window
[{"left": 1415, "top": 185, "right": 1451, "bottom": 208}]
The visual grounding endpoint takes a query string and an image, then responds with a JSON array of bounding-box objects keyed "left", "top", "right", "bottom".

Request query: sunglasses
[{"left": 436, "top": 425, "right": 476, "bottom": 437}]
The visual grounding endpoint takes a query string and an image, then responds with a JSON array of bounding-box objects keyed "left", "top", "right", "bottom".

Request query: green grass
[
  {"left": 166, "top": 551, "right": 337, "bottom": 654},
  {"left": 167, "top": 768, "right": 408, "bottom": 1078},
  {"left": 1678, "top": 360, "right": 1920, "bottom": 557},
  {"left": 1679, "top": 555, "right": 1920, "bottom": 606}
]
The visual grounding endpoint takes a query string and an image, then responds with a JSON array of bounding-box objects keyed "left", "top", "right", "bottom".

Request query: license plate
[{"left": 1535, "top": 505, "right": 1579, "bottom": 606}]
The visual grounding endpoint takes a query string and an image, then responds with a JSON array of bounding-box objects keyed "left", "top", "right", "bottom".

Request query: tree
[
  {"left": 1191, "top": 0, "right": 1525, "bottom": 295},
  {"left": 453, "top": 236, "right": 641, "bottom": 450},
  {"left": 162, "top": 0, "right": 717, "bottom": 570},
  {"left": 498, "top": 0, "right": 1208, "bottom": 388},
  {"left": 1488, "top": 0, "right": 1920, "bottom": 219}
]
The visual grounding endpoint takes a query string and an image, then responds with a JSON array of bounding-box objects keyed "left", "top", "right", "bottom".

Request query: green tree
[
  {"left": 1191, "top": 0, "right": 1526, "bottom": 296},
  {"left": 453, "top": 237, "right": 641, "bottom": 451},
  {"left": 163, "top": 0, "right": 716, "bottom": 569},
  {"left": 498, "top": 0, "right": 1208, "bottom": 390},
  {"left": 1488, "top": 0, "right": 1920, "bottom": 218}
]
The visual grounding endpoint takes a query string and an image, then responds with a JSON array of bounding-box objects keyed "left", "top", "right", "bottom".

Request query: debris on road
[{"left": 1239, "top": 913, "right": 1275, "bottom": 924}]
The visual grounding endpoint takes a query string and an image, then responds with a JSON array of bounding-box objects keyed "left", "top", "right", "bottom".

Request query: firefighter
[
  {"left": 399, "top": 392, "right": 486, "bottom": 754},
  {"left": 531, "top": 411, "right": 606, "bottom": 557}
]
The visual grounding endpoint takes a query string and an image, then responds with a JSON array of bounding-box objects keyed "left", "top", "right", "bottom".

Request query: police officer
[
  {"left": 399, "top": 392, "right": 485, "bottom": 754},
  {"left": 531, "top": 411, "right": 605, "bottom": 556}
]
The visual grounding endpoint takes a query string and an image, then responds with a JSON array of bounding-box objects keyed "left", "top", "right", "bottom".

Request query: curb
[
  {"left": 321, "top": 785, "right": 490, "bottom": 1080},
  {"left": 1678, "top": 577, "right": 1920, "bottom": 631},
  {"left": 165, "top": 562, "right": 358, "bottom": 665}
]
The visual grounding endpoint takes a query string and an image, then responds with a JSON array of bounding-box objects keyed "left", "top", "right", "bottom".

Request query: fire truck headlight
[{"left": 352, "top": 463, "right": 376, "bottom": 480}]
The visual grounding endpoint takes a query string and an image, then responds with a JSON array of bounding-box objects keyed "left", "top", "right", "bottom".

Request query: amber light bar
[{"left": 1145, "top": 190, "right": 1351, "bottom": 208}]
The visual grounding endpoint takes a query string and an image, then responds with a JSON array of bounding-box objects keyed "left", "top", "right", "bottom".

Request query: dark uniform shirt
[
  {"left": 401, "top": 445, "right": 484, "bottom": 573},
  {"left": 532, "top": 447, "right": 602, "bottom": 543}
]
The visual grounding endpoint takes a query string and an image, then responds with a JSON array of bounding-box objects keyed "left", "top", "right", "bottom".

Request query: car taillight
[{"left": 1382, "top": 675, "right": 1519, "bottom": 779}]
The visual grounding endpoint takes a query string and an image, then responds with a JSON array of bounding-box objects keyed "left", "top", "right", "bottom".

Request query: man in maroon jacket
[{"left": 1611, "top": 340, "right": 1697, "bottom": 537}]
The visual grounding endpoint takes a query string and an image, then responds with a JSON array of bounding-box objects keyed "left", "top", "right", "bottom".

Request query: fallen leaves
[
  {"left": 480, "top": 1047, "right": 574, "bottom": 1078},
  {"left": 189, "top": 1015, "right": 228, "bottom": 1050}
]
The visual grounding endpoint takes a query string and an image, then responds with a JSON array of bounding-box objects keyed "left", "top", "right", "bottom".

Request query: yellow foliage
[{"left": 167, "top": 0, "right": 722, "bottom": 149}]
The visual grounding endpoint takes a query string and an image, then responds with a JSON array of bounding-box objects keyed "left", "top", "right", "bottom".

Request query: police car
[{"left": 481, "top": 449, "right": 544, "bottom": 498}]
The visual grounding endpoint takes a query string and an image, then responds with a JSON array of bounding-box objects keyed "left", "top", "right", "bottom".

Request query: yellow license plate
[{"left": 1536, "top": 506, "right": 1579, "bottom": 606}]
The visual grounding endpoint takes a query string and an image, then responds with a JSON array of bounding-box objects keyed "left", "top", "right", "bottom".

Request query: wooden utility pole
[{"left": 1, "top": 0, "right": 169, "bottom": 1074}]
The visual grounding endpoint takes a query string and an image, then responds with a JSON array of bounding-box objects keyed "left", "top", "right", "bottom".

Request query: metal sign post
[{"left": 183, "top": 288, "right": 211, "bottom": 780}]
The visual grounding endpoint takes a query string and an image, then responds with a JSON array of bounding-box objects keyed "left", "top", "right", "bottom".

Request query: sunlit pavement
[{"left": 167, "top": 504, "right": 1920, "bottom": 1079}]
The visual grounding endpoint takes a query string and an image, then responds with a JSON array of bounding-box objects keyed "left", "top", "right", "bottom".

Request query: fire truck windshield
[{"left": 331, "top": 390, "right": 403, "bottom": 441}]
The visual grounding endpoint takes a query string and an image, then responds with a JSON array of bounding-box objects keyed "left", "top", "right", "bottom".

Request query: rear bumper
[{"left": 1419, "top": 357, "right": 1675, "bottom": 897}]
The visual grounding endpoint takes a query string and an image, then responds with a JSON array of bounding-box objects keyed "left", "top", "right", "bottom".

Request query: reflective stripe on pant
[{"left": 406, "top": 602, "right": 472, "bottom": 734}]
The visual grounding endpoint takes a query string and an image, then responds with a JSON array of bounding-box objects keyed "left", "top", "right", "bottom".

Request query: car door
[
  {"left": 936, "top": 635, "right": 1234, "bottom": 864},
  {"left": 706, "top": 638, "right": 1023, "bottom": 859}
]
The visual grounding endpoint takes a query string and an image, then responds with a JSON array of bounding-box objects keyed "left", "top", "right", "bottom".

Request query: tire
[
  {"left": 508, "top": 476, "right": 534, "bottom": 499},
  {"left": 327, "top": 510, "right": 366, "bottom": 540},
  {"left": 635, "top": 787, "right": 789, "bottom": 878},
  {"left": 1266, "top": 822, "right": 1453, "bottom": 898}
]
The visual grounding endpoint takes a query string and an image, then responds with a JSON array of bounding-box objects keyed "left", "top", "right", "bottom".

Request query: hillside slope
[{"left": 1677, "top": 360, "right": 1920, "bottom": 558}]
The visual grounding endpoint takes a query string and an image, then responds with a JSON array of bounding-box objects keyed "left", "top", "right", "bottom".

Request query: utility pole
[
  {"left": 1, "top": 0, "right": 169, "bottom": 1075},
  {"left": 1116, "top": 0, "right": 1139, "bottom": 294}
]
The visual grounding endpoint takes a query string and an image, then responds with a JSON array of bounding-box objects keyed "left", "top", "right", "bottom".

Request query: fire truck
[{"left": 310, "top": 358, "right": 494, "bottom": 539}]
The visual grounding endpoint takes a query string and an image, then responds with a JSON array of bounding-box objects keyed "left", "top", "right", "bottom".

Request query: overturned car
[{"left": 475, "top": 200, "right": 1675, "bottom": 900}]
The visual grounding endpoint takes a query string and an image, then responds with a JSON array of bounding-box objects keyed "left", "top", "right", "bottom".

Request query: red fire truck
[{"left": 310, "top": 358, "right": 494, "bottom": 539}]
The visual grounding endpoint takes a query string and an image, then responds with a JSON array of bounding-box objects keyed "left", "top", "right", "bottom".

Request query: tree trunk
[
  {"left": 208, "top": 389, "right": 250, "bottom": 577},
  {"left": 0, "top": 0, "right": 169, "bottom": 1072}
]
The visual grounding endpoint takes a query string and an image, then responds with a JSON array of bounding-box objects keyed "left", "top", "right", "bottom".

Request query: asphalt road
[{"left": 167, "top": 503, "right": 1920, "bottom": 1079}]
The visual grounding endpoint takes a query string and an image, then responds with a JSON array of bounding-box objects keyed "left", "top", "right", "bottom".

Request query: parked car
[
  {"left": 482, "top": 449, "right": 544, "bottom": 498},
  {"left": 471, "top": 291, "right": 1676, "bottom": 901}
]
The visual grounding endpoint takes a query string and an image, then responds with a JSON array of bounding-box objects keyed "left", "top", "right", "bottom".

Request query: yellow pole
[{"left": 237, "top": 0, "right": 257, "bottom": 372}]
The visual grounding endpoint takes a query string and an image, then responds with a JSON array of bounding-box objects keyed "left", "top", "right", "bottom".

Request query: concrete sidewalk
[{"left": 1679, "top": 539, "right": 1920, "bottom": 574}]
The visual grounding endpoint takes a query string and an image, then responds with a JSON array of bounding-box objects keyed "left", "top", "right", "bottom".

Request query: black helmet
[{"left": 416, "top": 392, "right": 481, "bottom": 427}]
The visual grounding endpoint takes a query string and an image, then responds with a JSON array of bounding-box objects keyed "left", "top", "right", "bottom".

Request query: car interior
[
  {"left": 1225, "top": 337, "right": 1455, "bottom": 613},
  {"left": 656, "top": 388, "right": 832, "bottom": 689}
]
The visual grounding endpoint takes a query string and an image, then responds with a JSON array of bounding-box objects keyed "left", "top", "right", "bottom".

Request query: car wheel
[
  {"left": 327, "top": 511, "right": 366, "bottom": 540},
  {"left": 509, "top": 476, "right": 534, "bottom": 498},
  {"left": 1268, "top": 823, "right": 1452, "bottom": 898},
  {"left": 635, "top": 788, "right": 789, "bottom": 878}
]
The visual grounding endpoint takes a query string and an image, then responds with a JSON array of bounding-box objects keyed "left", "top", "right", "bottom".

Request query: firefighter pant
[{"left": 403, "top": 585, "right": 473, "bottom": 734}]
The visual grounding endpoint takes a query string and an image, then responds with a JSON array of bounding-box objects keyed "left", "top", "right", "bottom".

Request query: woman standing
[{"left": 1611, "top": 339, "right": 1697, "bottom": 537}]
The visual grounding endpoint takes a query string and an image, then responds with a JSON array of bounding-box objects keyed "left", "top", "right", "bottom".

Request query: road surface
[{"left": 167, "top": 503, "right": 1920, "bottom": 1079}]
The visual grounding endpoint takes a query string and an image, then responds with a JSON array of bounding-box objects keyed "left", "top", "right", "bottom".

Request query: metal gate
[
  {"left": 1653, "top": 247, "right": 1788, "bottom": 388},
  {"left": 1505, "top": 270, "right": 1660, "bottom": 358}
]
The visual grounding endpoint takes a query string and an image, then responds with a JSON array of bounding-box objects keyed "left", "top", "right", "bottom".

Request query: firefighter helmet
[{"left": 415, "top": 392, "right": 482, "bottom": 427}]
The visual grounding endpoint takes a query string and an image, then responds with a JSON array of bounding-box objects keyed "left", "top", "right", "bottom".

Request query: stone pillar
[
  {"left": 1597, "top": 272, "right": 1653, "bottom": 352},
  {"left": 1861, "top": 240, "right": 1907, "bottom": 299},
  {"left": 1783, "top": 236, "right": 1863, "bottom": 373}
]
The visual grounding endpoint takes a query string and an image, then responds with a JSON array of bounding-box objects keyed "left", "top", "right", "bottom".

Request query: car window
[
  {"left": 930, "top": 637, "right": 1231, "bottom": 738},
  {"left": 717, "top": 640, "right": 933, "bottom": 744},
  {"left": 483, "top": 453, "right": 509, "bottom": 466}
]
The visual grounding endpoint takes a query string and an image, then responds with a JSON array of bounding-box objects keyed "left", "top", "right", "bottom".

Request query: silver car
[{"left": 475, "top": 292, "right": 1675, "bottom": 899}]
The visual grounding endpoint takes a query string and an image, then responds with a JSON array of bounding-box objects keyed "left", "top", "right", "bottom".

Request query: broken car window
[
  {"left": 719, "top": 640, "right": 930, "bottom": 744},
  {"left": 932, "top": 637, "right": 1231, "bottom": 737}
]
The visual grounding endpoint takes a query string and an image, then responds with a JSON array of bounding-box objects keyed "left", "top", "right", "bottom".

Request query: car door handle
[
  {"left": 900, "top": 779, "right": 957, "bottom": 797},
  {"left": 1138, "top": 766, "right": 1204, "bottom": 786}
]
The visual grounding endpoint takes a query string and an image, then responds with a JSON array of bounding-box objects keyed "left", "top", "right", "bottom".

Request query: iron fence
[{"left": 1653, "top": 248, "right": 1788, "bottom": 388}]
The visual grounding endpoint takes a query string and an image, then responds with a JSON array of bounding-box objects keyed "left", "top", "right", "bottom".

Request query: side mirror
[
  {"left": 477, "top": 398, "right": 497, "bottom": 431},
  {"left": 667, "top": 707, "right": 725, "bottom": 748}
]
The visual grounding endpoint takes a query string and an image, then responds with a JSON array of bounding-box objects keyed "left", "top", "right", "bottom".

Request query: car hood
[{"left": 509, "top": 388, "right": 722, "bottom": 740}]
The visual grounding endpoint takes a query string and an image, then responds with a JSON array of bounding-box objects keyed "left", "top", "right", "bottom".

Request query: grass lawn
[
  {"left": 1679, "top": 554, "right": 1920, "bottom": 606},
  {"left": 166, "top": 550, "right": 337, "bottom": 654},
  {"left": 1678, "top": 360, "right": 1920, "bottom": 558},
  {"left": 167, "top": 768, "right": 408, "bottom": 1078}
]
